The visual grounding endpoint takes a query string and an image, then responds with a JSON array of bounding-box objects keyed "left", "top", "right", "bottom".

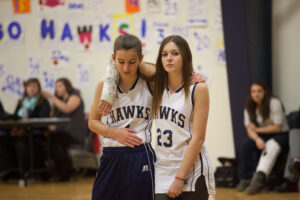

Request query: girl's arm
[
  {"left": 167, "top": 83, "right": 209, "bottom": 198},
  {"left": 89, "top": 80, "right": 142, "bottom": 148},
  {"left": 255, "top": 124, "right": 282, "bottom": 134},
  {"left": 51, "top": 94, "right": 80, "bottom": 114},
  {"left": 139, "top": 62, "right": 156, "bottom": 79}
]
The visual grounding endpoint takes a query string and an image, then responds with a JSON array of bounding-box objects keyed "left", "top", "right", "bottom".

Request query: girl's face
[
  {"left": 251, "top": 84, "right": 265, "bottom": 104},
  {"left": 26, "top": 82, "right": 40, "bottom": 98},
  {"left": 113, "top": 49, "right": 143, "bottom": 79},
  {"left": 161, "top": 41, "right": 183, "bottom": 74},
  {"left": 55, "top": 81, "right": 67, "bottom": 97}
]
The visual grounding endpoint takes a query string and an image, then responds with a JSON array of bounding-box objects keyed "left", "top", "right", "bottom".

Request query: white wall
[
  {"left": 0, "top": 0, "right": 235, "bottom": 168},
  {"left": 273, "top": 0, "right": 300, "bottom": 113}
]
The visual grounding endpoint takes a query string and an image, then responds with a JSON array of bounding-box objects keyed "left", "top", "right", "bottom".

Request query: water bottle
[{"left": 22, "top": 104, "right": 28, "bottom": 119}]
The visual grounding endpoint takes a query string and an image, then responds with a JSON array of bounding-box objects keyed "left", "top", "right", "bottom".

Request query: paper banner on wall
[
  {"left": 162, "top": 0, "right": 179, "bottom": 20},
  {"left": 147, "top": 0, "right": 161, "bottom": 13},
  {"left": 85, "top": 0, "right": 103, "bottom": 11},
  {"left": 134, "top": 15, "right": 153, "bottom": 52},
  {"left": 126, "top": 0, "right": 140, "bottom": 13},
  {"left": 77, "top": 63, "right": 90, "bottom": 86},
  {"left": 38, "top": 15, "right": 113, "bottom": 51},
  {"left": 28, "top": 56, "right": 42, "bottom": 78},
  {"left": 13, "top": 0, "right": 31, "bottom": 13},
  {"left": 39, "top": 0, "right": 65, "bottom": 12},
  {"left": 51, "top": 49, "right": 70, "bottom": 68},
  {"left": 0, "top": 16, "right": 25, "bottom": 50},
  {"left": 113, "top": 14, "right": 134, "bottom": 40},
  {"left": 1, "top": 73, "right": 24, "bottom": 99},
  {"left": 187, "top": 0, "right": 207, "bottom": 26},
  {"left": 67, "top": 0, "right": 84, "bottom": 11}
]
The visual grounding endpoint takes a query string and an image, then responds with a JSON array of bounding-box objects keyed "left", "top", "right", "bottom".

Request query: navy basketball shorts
[{"left": 91, "top": 143, "right": 156, "bottom": 200}]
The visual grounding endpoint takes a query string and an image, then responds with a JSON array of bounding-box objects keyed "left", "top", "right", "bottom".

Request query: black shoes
[
  {"left": 289, "top": 161, "right": 300, "bottom": 176},
  {"left": 275, "top": 179, "right": 298, "bottom": 193}
]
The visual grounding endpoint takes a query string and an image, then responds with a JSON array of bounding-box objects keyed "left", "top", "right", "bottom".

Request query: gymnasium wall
[
  {"left": 0, "top": 0, "right": 235, "bottom": 168},
  {"left": 272, "top": 0, "right": 300, "bottom": 113}
]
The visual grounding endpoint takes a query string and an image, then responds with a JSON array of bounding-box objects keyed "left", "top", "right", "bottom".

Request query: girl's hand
[
  {"left": 41, "top": 90, "right": 52, "bottom": 99},
  {"left": 98, "top": 100, "right": 112, "bottom": 116},
  {"left": 255, "top": 137, "right": 265, "bottom": 150},
  {"left": 167, "top": 178, "right": 184, "bottom": 199},
  {"left": 115, "top": 128, "right": 142, "bottom": 148},
  {"left": 190, "top": 72, "right": 205, "bottom": 85}
]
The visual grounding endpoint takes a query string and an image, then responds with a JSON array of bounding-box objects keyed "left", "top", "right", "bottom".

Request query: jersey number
[{"left": 157, "top": 128, "right": 173, "bottom": 147}]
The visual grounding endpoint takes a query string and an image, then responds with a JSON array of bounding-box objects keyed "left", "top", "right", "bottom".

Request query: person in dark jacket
[{"left": 1, "top": 78, "right": 50, "bottom": 179}]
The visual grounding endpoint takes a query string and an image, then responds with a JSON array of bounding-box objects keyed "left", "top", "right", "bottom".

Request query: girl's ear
[{"left": 112, "top": 54, "right": 115, "bottom": 61}]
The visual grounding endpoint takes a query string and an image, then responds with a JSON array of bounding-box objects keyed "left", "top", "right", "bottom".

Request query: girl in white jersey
[
  {"left": 152, "top": 35, "right": 215, "bottom": 200},
  {"left": 89, "top": 34, "right": 155, "bottom": 200}
]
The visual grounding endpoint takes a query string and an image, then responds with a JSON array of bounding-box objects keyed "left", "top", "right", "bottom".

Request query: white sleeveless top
[
  {"left": 103, "top": 77, "right": 153, "bottom": 147},
  {"left": 154, "top": 84, "right": 215, "bottom": 194}
]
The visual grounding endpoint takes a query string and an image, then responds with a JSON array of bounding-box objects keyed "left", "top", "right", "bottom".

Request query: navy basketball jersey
[
  {"left": 154, "top": 84, "right": 215, "bottom": 194},
  {"left": 103, "top": 77, "right": 152, "bottom": 147}
]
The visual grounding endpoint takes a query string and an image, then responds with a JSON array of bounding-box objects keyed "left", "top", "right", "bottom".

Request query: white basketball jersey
[
  {"left": 154, "top": 84, "right": 215, "bottom": 194},
  {"left": 103, "top": 77, "right": 153, "bottom": 147}
]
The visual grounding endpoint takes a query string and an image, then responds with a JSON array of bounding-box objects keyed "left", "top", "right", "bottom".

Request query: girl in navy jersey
[
  {"left": 89, "top": 34, "right": 155, "bottom": 200},
  {"left": 152, "top": 35, "right": 215, "bottom": 200}
]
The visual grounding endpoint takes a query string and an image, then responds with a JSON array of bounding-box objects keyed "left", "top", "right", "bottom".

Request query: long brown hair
[
  {"left": 54, "top": 78, "right": 75, "bottom": 100},
  {"left": 246, "top": 81, "right": 273, "bottom": 125},
  {"left": 21, "top": 78, "right": 44, "bottom": 106},
  {"left": 151, "top": 35, "right": 194, "bottom": 117}
]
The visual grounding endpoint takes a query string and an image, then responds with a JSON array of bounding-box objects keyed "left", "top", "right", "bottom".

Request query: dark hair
[
  {"left": 21, "top": 78, "right": 44, "bottom": 106},
  {"left": 152, "top": 35, "right": 194, "bottom": 117},
  {"left": 246, "top": 81, "right": 272, "bottom": 125},
  {"left": 55, "top": 77, "right": 74, "bottom": 99},
  {"left": 113, "top": 34, "right": 142, "bottom": 58}
]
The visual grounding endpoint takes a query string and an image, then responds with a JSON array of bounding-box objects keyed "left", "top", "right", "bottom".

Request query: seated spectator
[
  {"left": 42, "top": 78, "right": 88, "bottom": 181},
  {"left": 276, "top": 107, "right": 300, "bottom": 192},
  {"left": 236, "top": 81, "right": 289, "bottom": 194},
  {"left": 1, "top": 78, "right": 50, "bottom": 179}
]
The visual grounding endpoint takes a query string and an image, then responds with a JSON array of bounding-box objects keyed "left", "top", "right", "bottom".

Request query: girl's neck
[
  {"left": 119, "top": 74, "right": 138, "bottom": 93},
  {"left": 168, "top": 72, "right": 183, "bottom": 93}
]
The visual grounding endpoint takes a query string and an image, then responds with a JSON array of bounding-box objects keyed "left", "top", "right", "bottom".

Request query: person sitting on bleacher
[
  {"left": 276, "top": 107, "right": 300, "bottom": 192},
  {"left": 42, "top": 78, "right": 88, "bottom": 181},
  {"left": 237, "top": 81, "right": 289, "bottom": 195}
]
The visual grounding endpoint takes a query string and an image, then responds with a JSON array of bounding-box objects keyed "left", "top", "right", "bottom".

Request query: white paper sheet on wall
[
  {"left": 85, "top": 0, "right": 104, "bottom": 11},
  {"left": 50, "top": 50, "right": 71, "bottom": 68},
  {"left": 28, "top": 56, "right": 42, "bottom": 78},
  {"left": 77, "top": 63, "right": 91, "bottom": 86},
  {"left": 134, "top": 15, "right": 154, "bottom": 53},
  {"left": 147, "top": 0, "right": 162, "bottom": 13},
  {"left": 187, "top": 0, "right": 208, "bottom": 26},
  {"left": 213, "top": 0, "right": 223, "bottom": 30},
  {"left": 162, "top": 0, "right": 179, "bottom": 21},
  {"left": 0, "top": 16, "right": 25, "bottom": 50}
]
